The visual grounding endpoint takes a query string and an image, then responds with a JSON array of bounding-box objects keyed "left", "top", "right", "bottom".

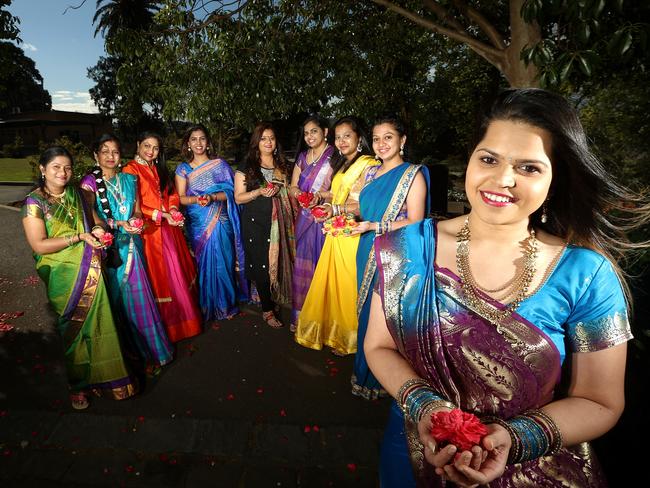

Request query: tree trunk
[{"left": 503, "top": 0, "right": 542, "bottom": 87}]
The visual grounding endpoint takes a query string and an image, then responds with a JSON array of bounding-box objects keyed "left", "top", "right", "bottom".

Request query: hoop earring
[
  {"left": 541, "top": 202, "right": 548, "bottom": 224},
  {"left": 356, "top": 143, "right": 362, "bottom": 153}
]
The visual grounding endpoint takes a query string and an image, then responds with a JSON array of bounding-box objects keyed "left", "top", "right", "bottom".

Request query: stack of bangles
[
  {"left": 65, "top": 234, "right": 79, "bottom": 247},
  {"left": 332, "top": 203, "right": 346, "bottom": 216},
  {"left": 375, "top": 220, "right": 392, "bottom": 235},
  {"left": 482, "top": 409, "right": 563, "bottom": 464},
  {"left": 397, "top": 378, "right": 456, "bottom": 424}
]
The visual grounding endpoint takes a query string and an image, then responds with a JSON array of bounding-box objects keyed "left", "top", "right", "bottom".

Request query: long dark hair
[
  {"left": 38, "top": 146, "right": 74, "bottom": 191},
  {"left": 242, "top": 122, "right": 290, "bottom": 190},
  {"left": 92, "top": 133, "right": 122, "bottom": 156},
  {"left": 293, "top": 114, "right": 330, "bottom": 162},
  {"left": 137, "top": 131, "right": 174, "bottom": 195},
  {"left": 330, "top": 116, "right": 371, "bottom": 176},
  {"left": 181, "top": 123, "right": 214, "bottom": 162},
  {"left": 372, "top": 114, "right": 407, "bottom": 160},
  {"left": 472, "top": 88, "right": 650, "bottom": 302}
]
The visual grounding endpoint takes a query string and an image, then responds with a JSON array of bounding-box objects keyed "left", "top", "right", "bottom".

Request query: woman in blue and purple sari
[
  {"left": 288, "top": 115, "right": 334, "bottom": 331},
  {"left": 81, "top": 134, "right": 173, "bottom": 375},
  {"left": 365, "top": 89, "right": 646, "bottom": 487},
  {"left": 175, "top": 124, "right": 247, "bottom": 321}
]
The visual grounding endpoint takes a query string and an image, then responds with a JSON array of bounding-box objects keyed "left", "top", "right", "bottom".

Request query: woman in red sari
[{"left": 123, "top": 131, "right": 202, "bottom": 342}]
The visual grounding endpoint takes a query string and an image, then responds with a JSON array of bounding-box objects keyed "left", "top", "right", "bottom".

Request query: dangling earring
[
  {"left": 356, "top": 143, "right": 362, "bottom": 153},
  {"left": 94, "top": 159, "right": 100, "bottom": 166},
  {"left": 273, "top": 148, "right": 278, "bottom": 155},
  {"left": 540, "top": 201, "right": 548, "bottom": 224},
  {"left": 399, "top": 145, "right": 404, "bottom": 156},
  {"left": 338, "top": 149, "right": 342, "bottom": 156}
]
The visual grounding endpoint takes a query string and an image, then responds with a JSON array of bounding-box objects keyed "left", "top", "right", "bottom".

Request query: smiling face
[
  {"left": 137, "top": 137, "right": 160, "bottom": 163},
  {"left": 258, "top": 129, "right": 276, "bottom": 157},
  {"left": 95, "top": 140, "right": 121, "bottom": 174},
  {"left": 465, "top": 119, "right": 553, "bottom": 227},
  {"left": 303, "top": 121, "right": 327, "bottom": 149},
  {"left": 334, "top": 123, "right": 359, "bottom": 160},
  {"left": 41, "top": 155, "right": 73, "bottom": 192},
  {"left": 372, "top": 122, "right": 405, "bottom": 164},
  {"left": 188, "top": 129, "right": 208, "bottom": 158}
]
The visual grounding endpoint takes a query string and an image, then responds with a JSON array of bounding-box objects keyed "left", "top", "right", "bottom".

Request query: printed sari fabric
[
  {"left": 123, "top": 159, "right": 202, "bottom": 342},
  {"left": 295, "top": 155, "right": 380, "bottom": 354},
  {"left": 176, "top": 159, "right": 248, "bottom": 320},
  {"left": 22, "top": 186, "right": 136, "bottom": 398},
  {"left": 374, "top": 219, "right": 632, "bottom": 487},
  {"left": 352, "top": 162, "right": 429, "bottom": 400},
  {"left": 80, "top": 172, "right": 173, "bottom": 367},
  {"left": 291, "top": 146, "right": 334, "bottom": 324}
]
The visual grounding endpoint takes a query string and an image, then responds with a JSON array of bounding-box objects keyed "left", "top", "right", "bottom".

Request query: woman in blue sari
[
  {"left": 175, "top": 124, "right": 247, "bottom": 321},
  {"left": 349, "top": 116, "right": 429, "bottom": 400},
  {"left": 365, "top": 89, "right": 647, "bottom": 487},
  {"left": 80, "top": 134, "right": 173, "bottom": 375}
]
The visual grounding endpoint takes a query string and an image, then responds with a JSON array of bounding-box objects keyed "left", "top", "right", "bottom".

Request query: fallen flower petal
[{"left": 346, "top": 463, "right": 357, "bottom": 472}]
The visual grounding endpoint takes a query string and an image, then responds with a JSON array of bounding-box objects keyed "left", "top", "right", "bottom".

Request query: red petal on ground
[
  {"left": 0, "top": 324, "right": 14, "bottom": 332},
  {"left": 346, "top": 463, "right": 357, "bottom": 472},
  {"left": 159, "top": 453, "right": 169, "bottom": 462},
  {"left": 279, "top": 409, "right": 287, "bottom": 417},
  {"left": 226, "top": 394, "right": 235, "bottom": 401},
  {"left": 185, "top": 409, "right": 193, "bottom": 416},
  {"left": 3, "top": 449, "right": 12, "bottom": 456},
  {"left": 169, "top": 458, "right": 178, "bottom": 465},
  {"left": 31, "top": 431, "right": 38, "bottom": 437},
  {"left": 103, "top": 468, "right": 110, "bottom": 475},
  {"left": 137, "top": 416, "right": 145, "bottom": 423},
  {"left": 125, "top": 465, "right": 135, "bottom": 473},
  {"left": 312, "top": 425, "right": 320, "bottom": 432},
  {"left": 256, "top": 387, "right": 264, "bottom": 394},
  {"left": 0, "top": 410, "right": 7, "bottom": 417},
  {"left": 304, "top": 426, "right": 311, "bottom": 433},
  {"left": 211, "top": 323, "right": 221, "bottom": 330}
]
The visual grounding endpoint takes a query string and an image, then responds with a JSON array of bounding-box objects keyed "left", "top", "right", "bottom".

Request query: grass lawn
[{"left": 0, "top": 158, "right": 33, "bottom": 182}]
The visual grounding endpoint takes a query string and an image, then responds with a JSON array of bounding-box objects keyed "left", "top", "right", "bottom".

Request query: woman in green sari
[{"left": 22, "top": 146, "right": 137, "bottom": 410}]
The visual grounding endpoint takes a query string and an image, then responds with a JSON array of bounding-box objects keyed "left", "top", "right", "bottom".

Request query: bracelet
[
  {"left": 91, "top": 225, "right": 103, "bottom": 233},
  {"left": 397, "top": 378, "right": 431, "bottom": 407}
]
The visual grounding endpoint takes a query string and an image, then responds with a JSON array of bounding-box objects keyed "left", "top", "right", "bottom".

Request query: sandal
[
  {"left": 262, "top": 311, "right": 283, "bottom": 329},
  {"left": 70, "top": 392, "right": 89, "bottom": 410},
  {"left": 145, "top": 364, "right": 162, "bottom": 378},
  {"left": 289, "top": 323, "right": 297, "bottom": 333}
]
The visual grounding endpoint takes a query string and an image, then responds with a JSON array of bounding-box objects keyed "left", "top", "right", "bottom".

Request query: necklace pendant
[{"left": 119, "top": 205, "right": 128, "bottom": 214}]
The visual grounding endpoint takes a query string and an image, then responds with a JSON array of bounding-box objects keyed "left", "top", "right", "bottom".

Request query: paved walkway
[{"left": 0, "top": 186, "right": 390, "bottom": 487}]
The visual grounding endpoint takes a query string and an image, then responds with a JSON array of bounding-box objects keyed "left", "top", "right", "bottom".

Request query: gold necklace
[
  {"left": 45, "top": 187, "right": 75, "bottom": 219},
  {"left": 455, "top": 217, "right": 538, "bottom": 332}
]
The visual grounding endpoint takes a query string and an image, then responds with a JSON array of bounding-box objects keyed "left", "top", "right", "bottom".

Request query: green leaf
[
  {"left": 608, "top": 29, "right": 633, "bottom": 56},
  {"left": 577, "top": 55, "right": 592, "bottom": 76},
  {"left": 577, "top": 23, "right": 591, "bottom": 43},
  {"left": 591, "top": 0, "right": 606, "bottom": 17},
  {"left": 559, "top": 58, "right": 573, "bottom": 82}
]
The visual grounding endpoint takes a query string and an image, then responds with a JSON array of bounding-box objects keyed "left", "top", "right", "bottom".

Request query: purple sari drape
[
  {"left": 375, "top": 219, "right": 608, "bottom": 487},
  {"left": 291, "top": 146, "right": 334, "bottom": 324}
]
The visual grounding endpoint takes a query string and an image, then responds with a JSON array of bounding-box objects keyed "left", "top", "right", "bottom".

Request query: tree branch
[
  {"left": 422, "top": 0, "right": 465, "bottom": 34},
  {"left": 63, "top": 0, "right": 88, "bottom": 15},
  {"left": 371, "top": 0, "right": 504, "bottom": 64},
  {"left": 452, "top": 0, "right": 507, "bottom": 50}
]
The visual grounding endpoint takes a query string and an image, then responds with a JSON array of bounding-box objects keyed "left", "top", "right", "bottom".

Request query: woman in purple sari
[
  {"left": 365, "top": 89, "right": 648, "bottom": 487},
  {"left": 175, "top": 124, "right": 247, "bottom": 321},
  {"left": 288, "top": 115, "right": 334, "bottom": 331}
]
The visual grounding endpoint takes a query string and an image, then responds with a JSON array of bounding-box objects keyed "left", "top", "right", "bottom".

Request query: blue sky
[{"left": 8, "top": 0, "right": 106, "bottom": 113}]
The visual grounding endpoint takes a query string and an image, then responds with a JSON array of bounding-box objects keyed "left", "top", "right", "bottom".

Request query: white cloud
[
  {"left": 23, "top": 43, "right": 37, "bottom": 52},
  {"left": 51, "top": 90, "right": 99, "bottom": 113}
]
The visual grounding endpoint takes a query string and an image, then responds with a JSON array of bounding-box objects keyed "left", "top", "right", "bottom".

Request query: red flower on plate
[
  {"left": 129, "top": 217, "right": 144, "bottom": 229},
  {"left": 170, "top": 210, "right": 184, "bottom": 223},
  {"left": 430, "top": 409, "right": 488, "bottom": 452}
]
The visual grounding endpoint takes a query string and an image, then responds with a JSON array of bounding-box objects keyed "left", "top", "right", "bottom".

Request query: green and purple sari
[
  {"left": 374, "top": 219, "right": 632, "bottom": 487},
  {"left": 22, "top": 187, "right": 136, "bottom": 398}
]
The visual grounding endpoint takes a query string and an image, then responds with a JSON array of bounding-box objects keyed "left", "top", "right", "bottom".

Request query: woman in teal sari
[
  {"left": 175, "top": 124, "right": 248, "bottom": 321},
  {"left": 22, "top": 146, "right": 137, "bottom": 410},
  {"left": 80, "top": 134, "right": 173, "bottom": 375},
  {"left": 350, "top": 116, "right": 429, "bottom": 400}
]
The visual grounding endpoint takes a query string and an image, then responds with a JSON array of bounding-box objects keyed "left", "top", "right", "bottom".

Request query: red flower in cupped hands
[
  {"left": 265, "top": 182, "right": 276, "bottom": 190},
  {"left": 129, "top": 217, "right": 144, "bottom": 229},
  {"left": 171, "top": 210, "right": 184, "bottom": 222},
  {"left": 311, "top": 206, "right": 328, "bottom": 219},
  {"left": 197, "top": 195, "right": 210, "bottom": 207},
  {"left": 430, "top": 409, "right": 488, "bottom": 452},
  {"left": 100, "top": 233, "right": 113, "bottom": 247},
  {"left": 297, "top": 192, "right": 314, "bottom": 208}
]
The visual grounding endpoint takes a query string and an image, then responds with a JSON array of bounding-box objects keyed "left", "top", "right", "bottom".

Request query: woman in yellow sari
[{"left": 295, "top": 117, "right": 380, "bottom": 355}]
